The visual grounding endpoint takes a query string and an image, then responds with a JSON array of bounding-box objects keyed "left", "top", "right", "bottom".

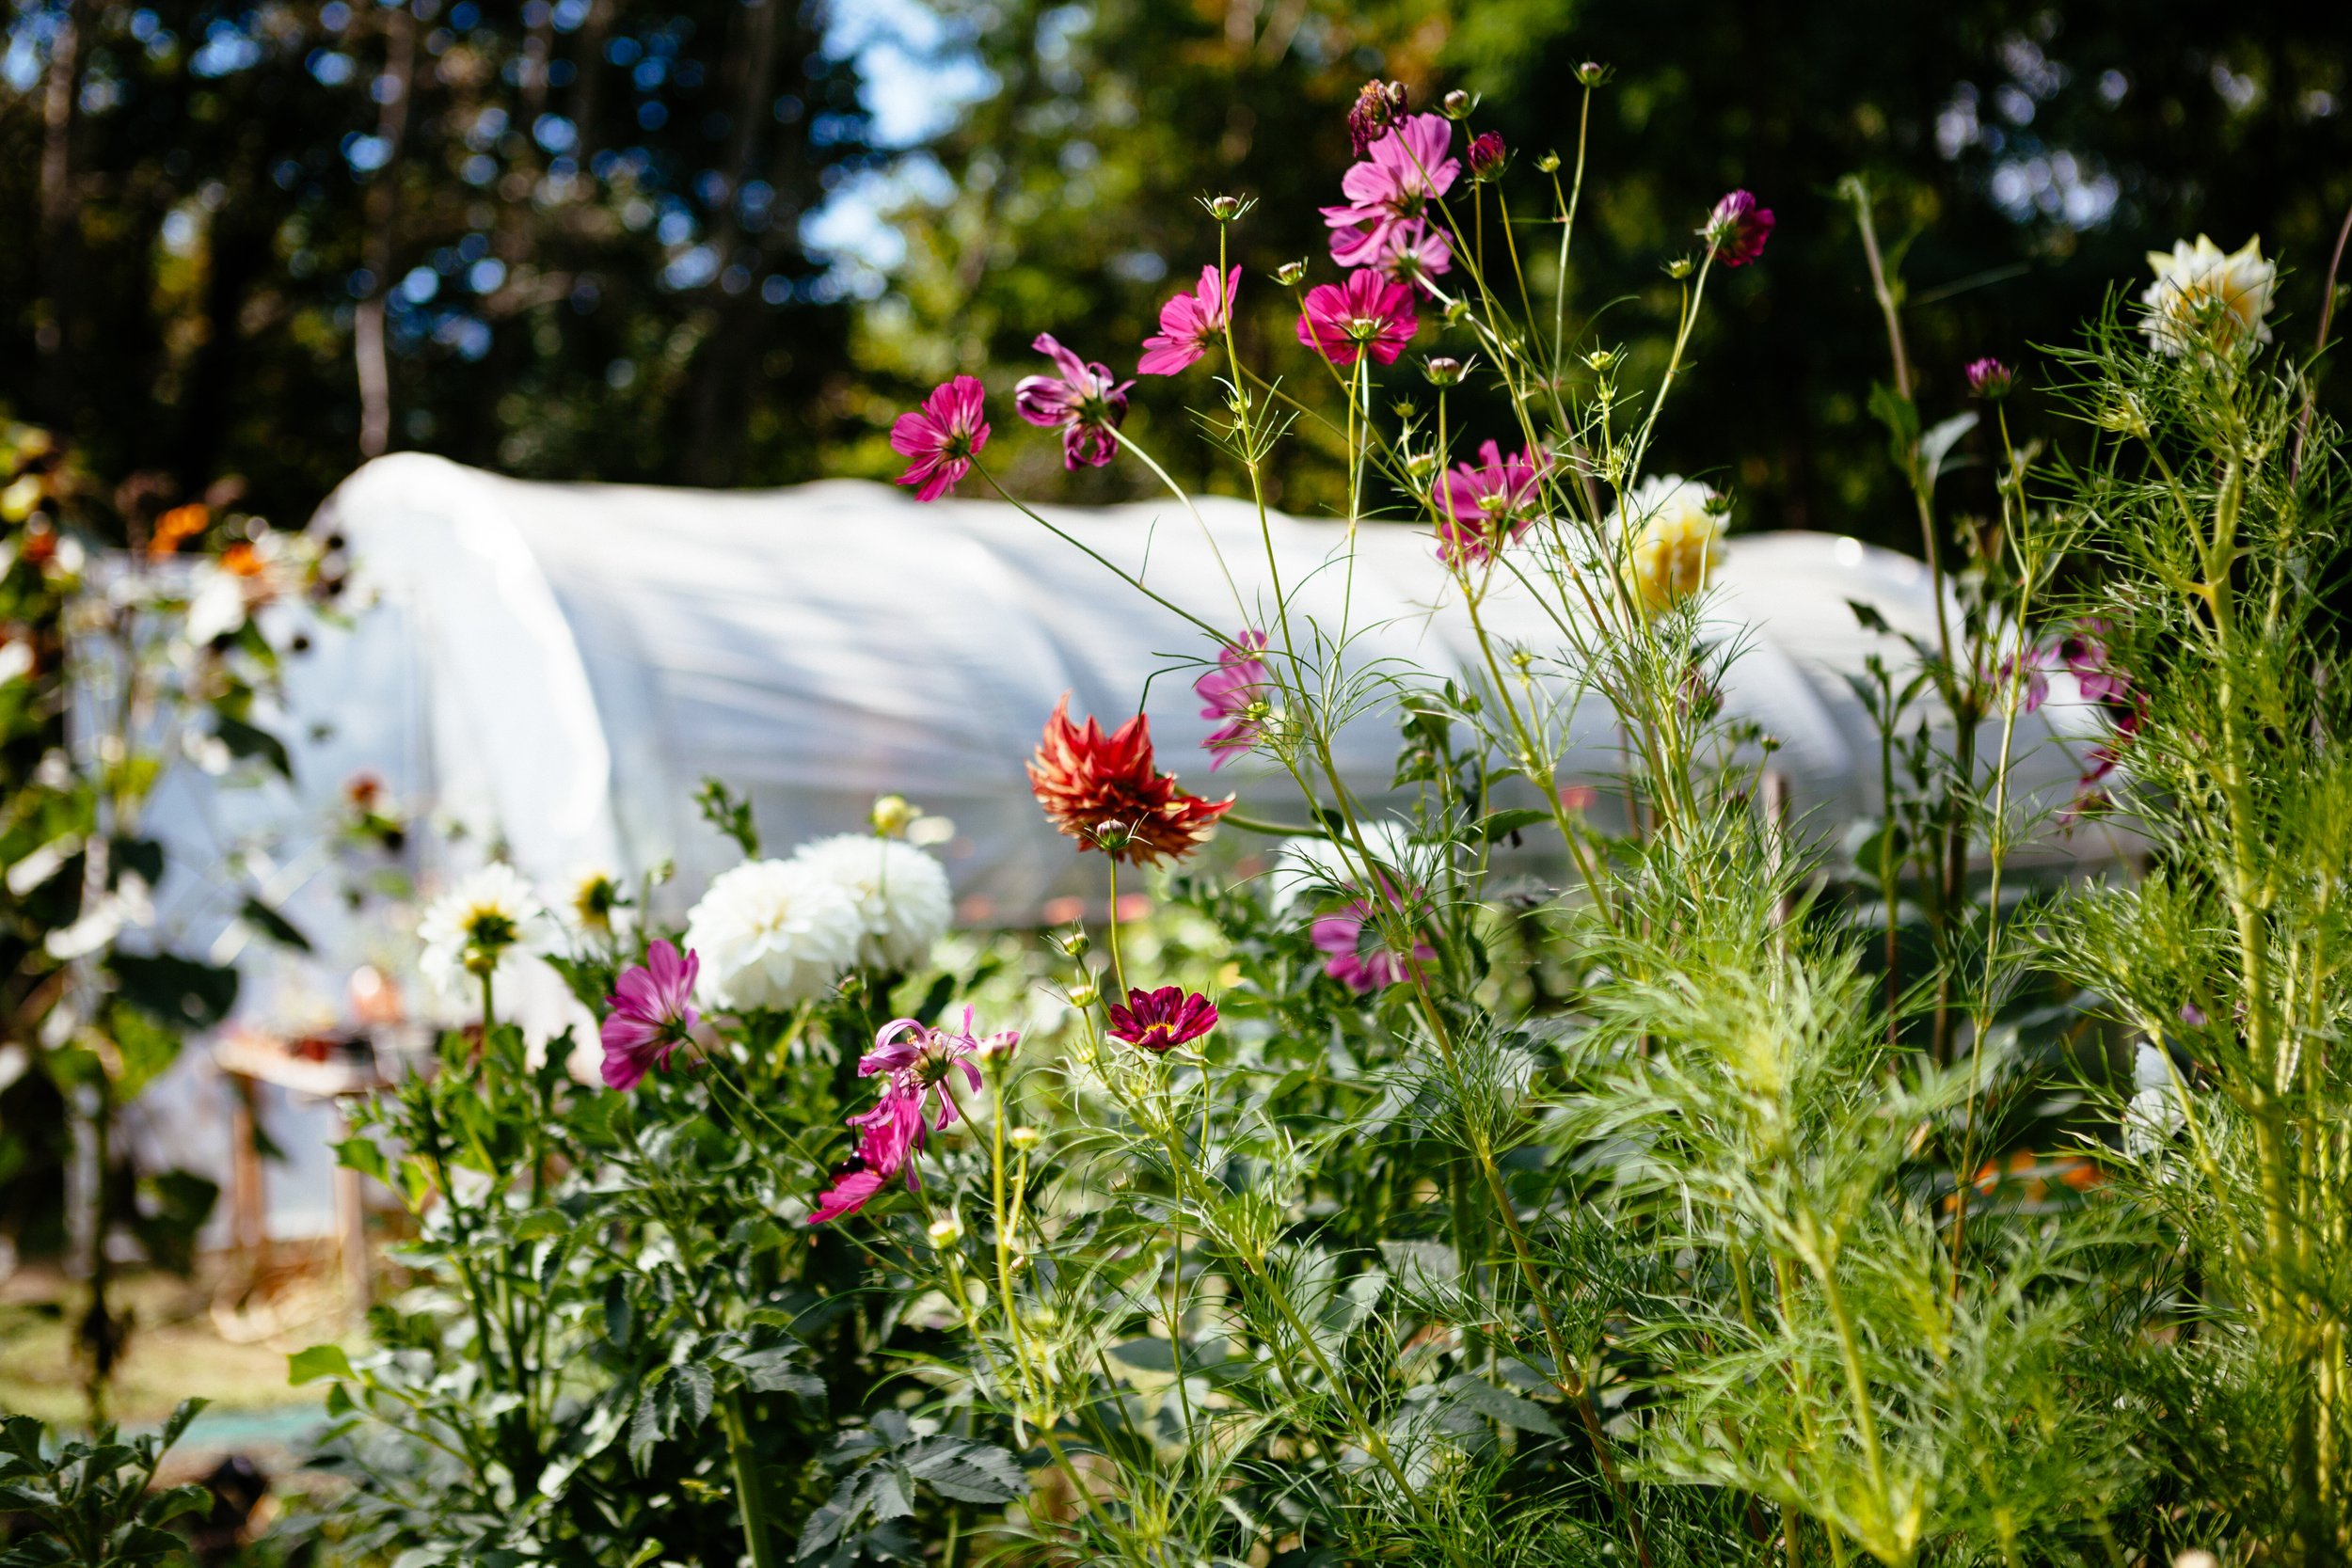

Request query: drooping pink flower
[
  {"left": 1297, "top": 269, "right": 1419, "bottom": 367},
  {"left": 1105, "top": 986, "right": 1219, "bottom": 1052},
  {"left": 1346, "top": 78, "right": 1409, "bottom": 158},
  {"left": 1195, "top": 630, "right": 1270, "bottom": 770},
  {"left": 810, "top": 1008, "right": 1007, "bottom": 1225},
  {"left": 1015, "top": 333, "right": 1133, "bottom": 469},
  {"left": 1311, "top": 900, "right": 1436, "bottom": 994},
  {"left": 1701, "top": 190, "right": 1773, "bottom": 267},
  {"left": 1966, "top": 356, "right": 2016, "bottom": 400},
  {"left": 890, "top": 375, "right": 991, "bottom": 501},
  {"left": 1139, "top": 266, "right": 1239, "bottom": 376},
  {"left": 1433, "top": 440, "right": 1548, "bottom": 566},
  {"left": 2059, "top": 621, "right": 2129, "bottom": 705},
  {"left": 1991, "top": 645, "right": 2052, "bottom": 715},
  {"left": 1323, "top": 114, "right": 1460, "bottom": 270},
  {"left": 600, "top": 939, "right": 700, "bottom": 1091}
]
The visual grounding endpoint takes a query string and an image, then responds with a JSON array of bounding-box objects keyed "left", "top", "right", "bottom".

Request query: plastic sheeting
[{"left": 316, "top": 451, "right": 2119, "bottom": 928}]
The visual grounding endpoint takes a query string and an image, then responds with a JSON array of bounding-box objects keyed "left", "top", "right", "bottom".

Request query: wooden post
[{"left": 227, "top": 1073, "right": 269, "bottom": 1283}]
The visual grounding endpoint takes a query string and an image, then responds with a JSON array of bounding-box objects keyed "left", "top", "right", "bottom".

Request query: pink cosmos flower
[
  {"left": 1702, "top": 190, "right": 1773, "bottom": 267},
  {"left": 600, "top": 939, "right": 700, "bottom": 1091},
  {"left": 1015, "top": 333, "right": 1133, "bottom": 469},
  {"left": 1195, "top": 629, "right": 1270, "bottom": 770},
  {"left": 1105, "top": 985, "right": 1219, "bottom": 1052},
  {"left": 890, "top": 375, "right": 991, "bottom": 501},
  {"left": 2060, "top": 622, "right": 2129, "bottom": 705},
  {"left": 1139, "top": 266, "right": 1239, "bottom": 376},
  {"left": 1297, "top": 270, "right": 1419, "bottom": 367},
  {"left": 1433, "top": 440, "right": 1548, "bottom": 566},
  {"left": 810, "top": 1007, "right": 1010, "bottom": 1225},
  {"left": 1367, "top": 218, "right": 1454, "bottom": 293},
  {"left": 1323, "top": 114, "right": 1460, "bottom": 271},
  {"left": 1311, "top": 900, "right": 1437, "bottom": 994}
]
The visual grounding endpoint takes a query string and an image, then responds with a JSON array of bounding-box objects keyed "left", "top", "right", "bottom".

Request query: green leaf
[
  {"left": 1470, "top": 807, "right": 1549, "bottom": 844},
  {"left": 289, "top": 1343, "right": 355, "bottom": 1386},
  {"left": 1445, "top": 1373, "right": 1561, "bottom": 1435},
  {"left": 215, "top": 715, "right": 293, "bottom": 779},
  {"left": 238, "top": 895, "right": 312, "bottom": 952},
  {"left": 108, "top": 951, "right": 239, "bottom": 1028},
  {"left": 1108, "top": 1338, "right": 1176, "bottom": 1372},
  {"left": 334, "top": 1135, "right": 390, "bottom": 1185}
]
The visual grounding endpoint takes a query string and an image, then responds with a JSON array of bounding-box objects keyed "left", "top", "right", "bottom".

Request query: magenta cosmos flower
[
  {"left": 2060, "top": 621, "right": 2130, "bottom": 705},
  {"left": 600, "top": 939, "right": 700, "bottom": 1091},
  {"left": 1195, "top": 629, "right": 1269, "bottom": 770},
  {"left": 1433, "top": 440, "right": 1548, "bottom": 566},
  {"left": 1015, "top": 333, "right": 1133, "bottom": 469},
  {"left": 1105, "top": 985, "right": 1219, "bottom": 1052},
  {"left": 1311, "top": 900, "right": 1436, "bottom": 994},
  {"left": 1324, "top": 114, "right": 1460, "bottom": 272},
  {"left": 1702, "top": 190, "right": 1773, "bottom": 267},
  {"left": 1297, "top": 270, "right": 1419, "bottom": 367},
  {"left": 890, "top": 374, "right": 991, "bottom": 501},
  {"left": 810, "top": 1007, "right": 1013, "bottom": 1224},
  {"left": 1139, "top": 265, "right": 1238, "bottom": 377}
]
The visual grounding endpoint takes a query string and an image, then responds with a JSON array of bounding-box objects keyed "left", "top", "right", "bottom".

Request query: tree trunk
[
  {"left": 356, "top": 6, "right": 417, "bottom": 459},
  {"left": 681, "top": 0, "right": 783, "bottom": 486},
  {"left": 37, "top": 0, "right": 94, "bottom": 430}
]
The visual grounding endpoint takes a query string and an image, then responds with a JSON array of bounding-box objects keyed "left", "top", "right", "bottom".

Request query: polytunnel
[{"left": 124, "top": 452, "right": 2129, "bottom": 1247}]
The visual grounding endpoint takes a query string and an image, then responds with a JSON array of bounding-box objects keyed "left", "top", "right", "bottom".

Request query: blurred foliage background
[{"left": 1, "top": 0, "right": 2348, "bottom": 548}]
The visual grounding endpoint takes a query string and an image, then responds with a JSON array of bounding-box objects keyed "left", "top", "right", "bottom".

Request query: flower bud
[
  {"left": 1965, "top": 356, "right": 2016, "bottom": 401},
  {"left": 1200, "top": 193, "right": 1253, "bottom": 224},
  {"left": 1068, "top": 978, "right": 1100, "bottom": 1007},
  {"left": 1403, "top": 447, "right": 1439, "bottom": 483},
  {"left": 1273, "top": 259, "right": 1308, "bottom": 287},
  {"left": 1441, "top": 88, "right": 1475, "bottom": 120},
  {"left": 1060, "top": 927, "right": 1090, "bottom": 958},
  {"left": 1468, "top": 132, "right": 1507, "bottom": 182},
  {"left": 1582, "top": 347, "right": 1619, "bottom": 372},
  {"left": 1443, "top": 297, "right": 1472, "bottom": 325},
  {"left": 927, "top": 1214, "right": 963, "bottom": 1245},
  {"left": 1665, "top": 257, "right": 1695, "bottom": 280},
  {"left": 1422, "top": 356, "right": 1466, "bottom": 387},
  {"left": 870, "top": 793, "right": 917, "bottom": 837},
  {"left": 1008, "top": 1125, "right": 1041, "bottom": 1150},
  {"left": 1574, "top": 61, "right": 1611, "bottom": 87},
  {"left": 1534, "top": 150, "right": 1561, "bottom": 174}
]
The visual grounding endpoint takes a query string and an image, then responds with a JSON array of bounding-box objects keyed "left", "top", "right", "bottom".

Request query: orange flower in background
[
  {"left": 1027, "top": 694, "right": 1232, "bottom": 865},
  {"left": 220, "top": 540, "right": 266, "bottom": 578},
  {"left": 148, "top": 503, "right": 210, "bottom": 558}
]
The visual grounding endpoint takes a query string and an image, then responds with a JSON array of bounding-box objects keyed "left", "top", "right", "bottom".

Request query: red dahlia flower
[
  {"left": 1106, "top": 986, "right": 1218, "bottom": 1052},
  {"left": 1297, "top": 270, "right": 1419, "bottom": 367},
  {"left": 1027, "top": 695, "right": 1232, "bottom": 865},
  {"left": 890, "top": 375, "right": 991, "bottom": 501}
]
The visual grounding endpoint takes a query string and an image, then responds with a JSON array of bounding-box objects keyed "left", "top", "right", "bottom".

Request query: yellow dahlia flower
[{"left": 1613, "top": 476, "right": 1726, "bottom": 613}]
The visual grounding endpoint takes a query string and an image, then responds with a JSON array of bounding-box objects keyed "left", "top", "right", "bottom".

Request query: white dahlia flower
[
  {"left": 417, "top": 863, "right": 551, "bottom": 999},
  {"left": 1611, "top": 475, "right": 1725, "bottom": 613},
  {"left": 2139, "top": 234, "right": 2276, "bottom": 357},
  {"left": 788, "top": 833, "right": 953, "bottom": 972},
  {"left": 684, "top": 859, "right": 861, "bottom": 1010}
]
